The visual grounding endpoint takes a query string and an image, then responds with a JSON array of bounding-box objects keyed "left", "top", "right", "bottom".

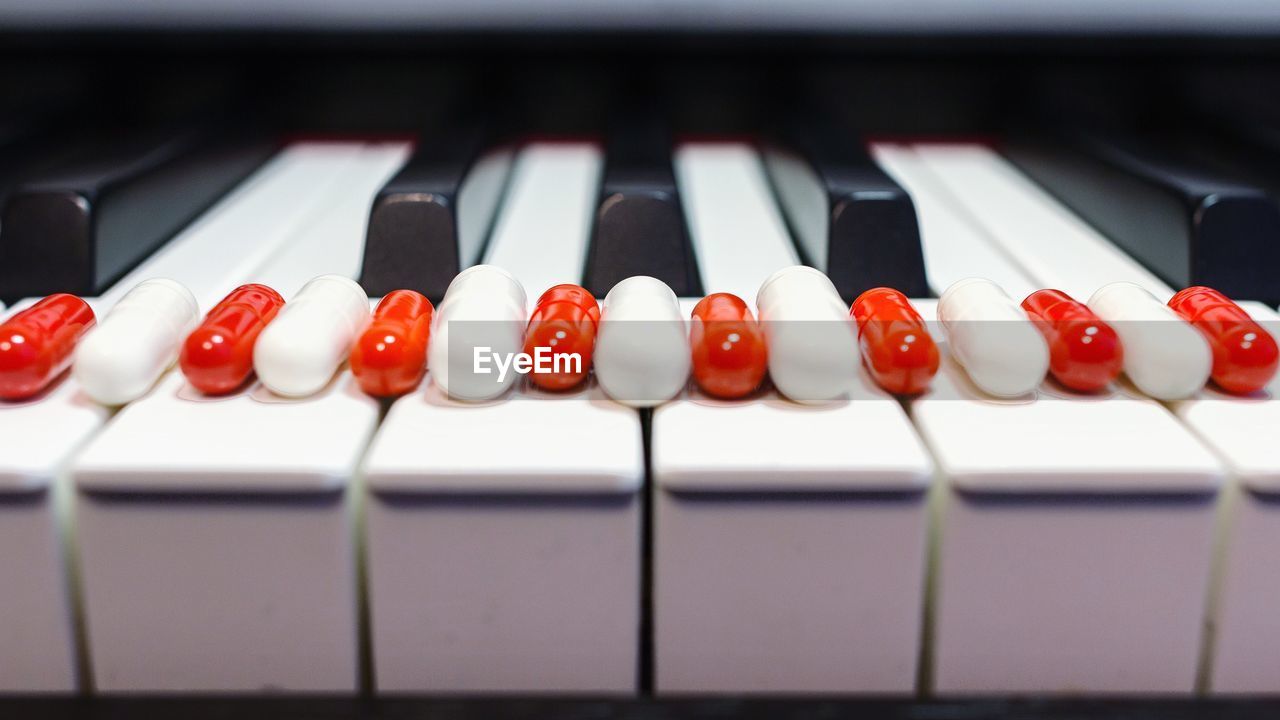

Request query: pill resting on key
[
  {"left": 595, "top": 275, "right": 690, "bottom": 407},
  {"left": 524, "top": 283, "right": 599, "bottom": 392},
  {"left": 1167, "top": 285, "right": 1278, "bottom": 395},
  {"left": 756, "top": 265, "right": 860, "bottom": 403},
  {"left": 850, "top": 287, "right": 938, "bottom": 396},
  {"left": 690, "top": 292, "right": 767, "bottom": 399},
  {"left": 75, "top": 278, "right": 200, "bottom": 405},
  {"left": 429, "top": 264, "right": 527, "bottom": 402},
  {"left": 181, "top": 284, "right": 286, "bottom": 395},
  {"left": 1088, "top": 281, "right": 1211, "bottom": 401},
  {"left": 1021, "top": 288, "right": 1123, "bottom": 393},
  {"left": 254, "top": 274, "right": 370, "bottom": 398},
  {"left": 350, "top": 289, "right": 434, "bottom": 397},
  {"left": 937, "top": 278, "right": 1049, "bottom": 398},
  {"left": 0, "top": 293, "right": 96, "bottom": 400}
]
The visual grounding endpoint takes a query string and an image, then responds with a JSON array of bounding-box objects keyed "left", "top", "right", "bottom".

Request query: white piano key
[
  {"left": 910, "top": 143, "right": 1175, "bottom": 302},
  {"left": 1168, "top": 303, "right": 1280, "bottom": 693},
  {"left": 100, "top": 142, "right": 370, "bottom": 310},
  {"left": 653, "top": 145, "right": 935, "bottom": 692},
  {"left": 674, "top": 142, "right": 800, "bottom": 301},
  {"left": 253, "top": 142, "right": 412, "bottom": 296},
  {"left": 907, "top": 143, "right": 1280, "bottom": 692},
  {"left": 870, "top": 143, "right": 1038, "bottom": 300},
  {"left": 70, "top": 141, "right": 407, "bottom": 693},
  {"left": 0, "top": 142, "right": 366, "bottom": 693},
  {"left": 910, "top": 298, "right": 1224, "bottom": 694},
  {"left": 481, "top": 142, "right": 603, "bottom": 297},
  {"left": 652, "top": 378, "right": 933, "bottom": 693},
  {"left": 363, "top": 142, "right": 642, "bottom": 693}
]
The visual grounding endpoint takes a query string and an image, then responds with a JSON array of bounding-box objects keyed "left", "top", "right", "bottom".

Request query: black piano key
[
  {"left": 764, "top": 117, "right": 930, "bottom": 302},
  {"left": 1004, "top": 133, "right": 1280, "bottom": 304},
  {"left": 583, "top": 116, "right": 700, "bottom": 299},
  {"left": 0, "top": 124, "right": 274, "bottom": 300},
  {"left": 358, "top": 128, "right": 502, "bottom": 302}
]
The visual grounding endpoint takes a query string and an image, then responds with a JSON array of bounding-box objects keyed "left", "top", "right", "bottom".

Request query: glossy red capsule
[
  {"left": 0, "top": 294, "right": 96, "bottom": 400},
  {"left": 350, "top": 289, "right": 433, "bottom": 397},
  {"left": 524, "top": 284, "right": 599, "bottom": 391},
  {"left": 1168, "top": 286, "right": 1279, "bottom": 395},
  {"left": 690, "top": 293, "right": 767, "bottom": 399},
  {"left": 850, "top": 288, "right": 939, "bottom": 395},
  {"left": 180, "top": 284, "right": 285, "bottom": 395},
  {"left": 1022, "top": 289, "right": 1124, "bottom": 393}
]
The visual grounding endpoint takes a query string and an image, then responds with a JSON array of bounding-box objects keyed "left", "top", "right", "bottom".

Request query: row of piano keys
[{"left": 0, "top": 119, "right": 1279, "bottom": 695}]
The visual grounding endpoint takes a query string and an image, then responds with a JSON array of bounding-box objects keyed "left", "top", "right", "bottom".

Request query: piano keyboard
[{"left": 1, "top": 130, "right": 1279, "bottom": 700}]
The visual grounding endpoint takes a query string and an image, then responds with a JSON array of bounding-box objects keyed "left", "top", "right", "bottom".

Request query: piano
[{"left": 3, "top": 4, "right": 1280, "bottom": 719}]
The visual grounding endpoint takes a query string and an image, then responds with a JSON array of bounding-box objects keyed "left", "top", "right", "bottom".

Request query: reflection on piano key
[
  {"left": 766, "top": 116, "right": 928, "bottom": 301},
  {"left": 585, "top": 116, "right": 699, "bottom": 298},
  {"left": 482, "top": 142, "right": 603, "bottom": 297},
  {"left": 674, "top": 142, "right": 800, "bottom": 302},
  {"left": 909, "top": 143, "right": 1172, "bottom": 302},
  {"left": 0, "top": 124, "right": 275, "bottom": 299},
  {"left": 359, "top": 129, "right": 511, "bottom": 301},
  {"left": 870, "top": 143, "right": 1037, "bottom": 300},
  {"left": 1004, "top": 132, "right": 1280, "bottom": 305}
]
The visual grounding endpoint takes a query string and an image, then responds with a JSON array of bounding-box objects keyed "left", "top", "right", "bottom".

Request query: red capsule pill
[
  {"left": 0, "top": 293, "right": 96, "bottom": 400},
  {"left": 1168, "top": 286, "right": 1278, "bottom": 395},
  {"left": 1022, "top": 289, "right": 1124, "bottom": 393},
  {"left": 524, "top": 283, "right": 599, "bottom": 391},
  {"left": 180, "top": 284, "right": 285, "bottom": 395},
  {"left": 351, "top": 289, "right": 433, "bottom": 397},
  {"left": 850, "top": 288, "right": 939, "bottom": 395},
  {"left": 690, "top": 293, "right": 767, "bottom": 399}
]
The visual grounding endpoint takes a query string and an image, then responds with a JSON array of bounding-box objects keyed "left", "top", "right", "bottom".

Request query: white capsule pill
[
  {"left": 429, "top": 265, "right": 527, "bottom": 402},
  {"left": 436, "top": 264, "right": 528, "bottom": 319},
  {"left": 74, "top": 278, "right": 200, "bottom": 405},
  {"left": 937, "top": 277, "right": 1049, "bottom": 398},
  {"left": 594, "top": 276, "right": 690, "bottom": 407},
  {"left": 1088, "top": 281, "right": 1211, "bottom": 400},
  {"left": 755, "top": 265, "right": 860, "bottom": 403},
  {"left": 254, "top": 274, "right": 369, "bottom": 398}
]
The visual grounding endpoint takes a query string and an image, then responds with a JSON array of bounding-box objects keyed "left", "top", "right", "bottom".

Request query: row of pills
[{"left": 0, "top": 267, "right": 1276, "bottom": 406}]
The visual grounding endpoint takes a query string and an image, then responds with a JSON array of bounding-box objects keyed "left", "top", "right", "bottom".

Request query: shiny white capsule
[
  {"left": 74, "top": 278, "right": 200, "bottom": 405},
  {"left": 755, "top": 265, "right": 859, "bottom": 403},
  {"left": 937, "top": 277, "right": 1049, "bottom": 398},
  {"left": 254, "top": 274, "right": 369, "bottom": 398},
  {"left": 594, "top": 276, "right": 690, "bottom": 407},
  {"left": 1088, "top": 282, "right": 1212, "bottom": 400},
  {"left": 428, "top": 265, "right": 527, "bottom": 402}
]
